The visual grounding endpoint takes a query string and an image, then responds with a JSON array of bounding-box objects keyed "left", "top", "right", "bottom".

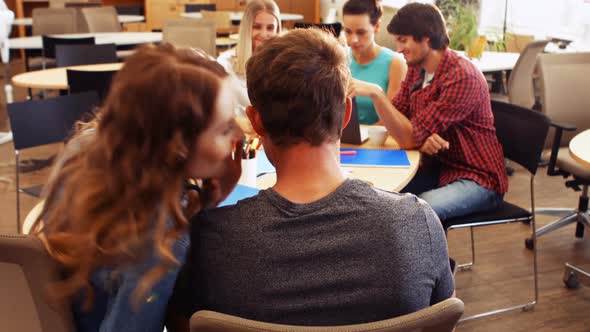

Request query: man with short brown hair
[{"left": 173, "top": 28, "right": 454, "bottom": 325}]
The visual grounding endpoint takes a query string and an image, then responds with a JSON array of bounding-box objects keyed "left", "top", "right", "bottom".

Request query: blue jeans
[
  {"left": 402, "top": 167, "right": 503, "bottom": 221},
  {"left": 418, "top": 179, "right": 503, "bottom": 221}
]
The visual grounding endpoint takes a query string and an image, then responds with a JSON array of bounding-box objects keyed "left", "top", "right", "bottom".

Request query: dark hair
[
  {"left": 387, "top": 3, "right": 449, "bottom": 50},
  {"left": 246, "top": 28, "right": 350, "bottom": 147},
  {"left": 342, "top": 0, "right": 383, "bottom": 26}
]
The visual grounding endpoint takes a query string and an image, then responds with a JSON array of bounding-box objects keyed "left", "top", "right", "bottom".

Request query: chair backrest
[
  {"left": 7, "top": 91, "right": 100, "bottom": 151},
  {"left": 294, "top": 22, "right": 342, "bottom": 38},
  {"left": 506, "top": 40, "right": 549, "bottom": 108},
  {"left": 375, "top": 5, "right": 398, "bottom": 51},
  {"left": 32, "top": 8, "right": 78, "bottom": 36},
  {"left": 163, "top": 18, "right": 216, "bottom": 56},
  {"left": 80, "top": 6, "right": 121, "bottom": 32},
  {"left": 115, "top": 5, "right": 143, "bottom": 15},
  {"left": 0, "top": 234, "right": 74, "bottom": 332},
  {"left": 491, "top": 100, "right": 550, "bottom": 175},
  {"left": 41, "top": 35, "right": 95, "bottom": 60},
  {"left": 190, "top": 298, "right": 464, "bottom": 332},
  {"left": 538, "top": 52, "right": 590, "bottom": 147},
  {"left": 185, "top": 4, "right": 216, "bottom": 12},
  {"left": 505, "top": 32, "right": 534, "bottom": 53},
  {"left": 201, "top": 10, "right": 232, "bottom": 34},
  {"left": 67, "top": 69, "right": 117, "bottom": 102},
  {"left": 55, "top": 43, "right": 117, "bottom": 67},
  {"left": 64, "top": 1, "right": 102, "bottom": 9}
]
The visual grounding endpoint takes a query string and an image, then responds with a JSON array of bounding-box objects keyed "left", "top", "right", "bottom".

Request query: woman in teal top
[{"left": 343, "top": 0, "right": 407, "bottom": 124}]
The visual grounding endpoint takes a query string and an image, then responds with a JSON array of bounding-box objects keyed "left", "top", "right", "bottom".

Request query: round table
[
  {"left": 12, "top": 63, "right": 123, "bottom": 90},
  {"left": 569, "top": 129, "right": 590, "bottom": 168},
  {"left": 257, "top": 135, "right": 420, "bottom": 192},
  {"left": 8, "top": 32, "right": 162, "bottom": 50},
  {"left": 180, "top": 12, "right": 303, "bottom": 21},
  {"left": 12, "top": 15, "right": 145, "bottom": 26}
]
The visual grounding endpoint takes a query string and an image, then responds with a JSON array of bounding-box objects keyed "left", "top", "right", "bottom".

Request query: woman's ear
[{"left": 246, "top": 106, "right": 267, "bottom": 136}]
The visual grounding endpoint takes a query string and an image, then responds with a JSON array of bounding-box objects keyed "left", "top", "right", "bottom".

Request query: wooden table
[
  {"left": 180, "top": 12, "right": 304, "bottom": 22},
  {"left": 569, "top": 129, "right": 590, "bottom": 168},
  {"left": 257, "top": 134, "right": 420, "bottom": 192},
  {"left": 12, "top": 15, "right": 145, "bottom": 26},
  {"left": 12, "top": 63, "right": 123, "bottom": 90},
  {"left": 8, "top": 32, "right": 162, "bottom": 50}
]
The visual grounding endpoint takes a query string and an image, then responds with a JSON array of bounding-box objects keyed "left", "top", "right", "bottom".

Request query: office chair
[
  {"left": 67, "top": 68, "right": 116, "bottom": 102},
  {"left": 163, "top": 19, "right": 216, "bottom": 56},
  {"left": 55, "top": 43, "right": 117, "bottom": 67},
  {"left": 0, "top": 233, "right": 74, "bottom": 331},
  {"left": 7, "top": 91, "right": 100, "bottom": 232},
  {"left": 294, "top": 22, "right": 342, "bottom": 38},
  {"left": 80, "top": 6, "right": 121, "bottom": 32},
  {"left": 443, "top": 100, "right": 550, "bottom": 321},
  {"left": 491, "top": 40, "right": 549, "bottom": 109},
  {"left": 524, "top": 53, "right": 590, "bottom": 291},
  {"left": 190, "top": 298, "right": 464, "bottom": 332},
  {"left": 185, "top": 4, "right": 216, "bottom": 12},
  {"left": 27, "top": 8, "right": 81, "bottom": 73},
  {"left": 42, "top": 36, "right": 96, "bottom": 68}
]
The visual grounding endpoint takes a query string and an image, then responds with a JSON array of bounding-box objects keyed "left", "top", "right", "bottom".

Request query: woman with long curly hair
[{"left": 32, "top": 43, "right": 242, "bottom": 332}]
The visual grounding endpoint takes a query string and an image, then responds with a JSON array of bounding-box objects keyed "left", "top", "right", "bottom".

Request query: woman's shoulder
[
  {"left": 217, "top": 49, "right": 237, "bottom": 73},
  {"left": 379, "top": 46, "right": 398, "bottom": 60}
]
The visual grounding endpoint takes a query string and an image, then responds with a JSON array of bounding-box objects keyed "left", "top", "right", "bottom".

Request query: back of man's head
[{"left": 246, "top": 28, "right": 350, "bottom": 147}]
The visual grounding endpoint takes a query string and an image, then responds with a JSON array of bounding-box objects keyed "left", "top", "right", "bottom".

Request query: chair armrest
[
  {"left": 547, "top": 121, "right": 576, "bottom": 177},
  {"left": 549, "top": 120, "right": 576, "bottom": 132}
]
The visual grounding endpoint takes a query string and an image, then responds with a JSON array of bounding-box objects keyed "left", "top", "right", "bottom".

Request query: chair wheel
[
  {"left": 564, "top": 272, "right": 580, "bottom": 289},
  {"left": 525, "top": 238, "right": 534, "bottom": 250}
]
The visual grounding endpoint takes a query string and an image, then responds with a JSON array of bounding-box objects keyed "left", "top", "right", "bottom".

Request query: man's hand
[
  {"left": 348, "top": 78, "right": 382, "bottom": 98},
  {"left": 420, "top": 133, "right": 449, "bottom": 156}
]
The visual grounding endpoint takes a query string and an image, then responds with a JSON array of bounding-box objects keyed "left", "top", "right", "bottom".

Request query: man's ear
[
  {"left": 374, "top": 20, "right": 380, "bottom": 34},
  {"left": 342, "top": 97, "right": 353, "bottom": 129},
  {"left": 246, "top": 106, "right": 267, "bottom": 136}
]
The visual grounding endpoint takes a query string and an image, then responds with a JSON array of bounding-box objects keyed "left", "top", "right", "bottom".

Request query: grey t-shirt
[{"left": 176, "top": 178, "right": 454, "bottom": 326}]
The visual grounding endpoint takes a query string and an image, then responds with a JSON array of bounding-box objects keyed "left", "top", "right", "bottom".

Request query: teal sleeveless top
[{"left": 350, "top": 47, "right": 396, "bottom": 124}]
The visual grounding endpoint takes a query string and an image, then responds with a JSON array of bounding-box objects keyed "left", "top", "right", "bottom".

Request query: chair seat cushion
[
  {"left": 443, "top": 201, "right": 531, "bottom": 230},
  {"left": 542, "top": 147, "right": 590, "bottom": 180}
]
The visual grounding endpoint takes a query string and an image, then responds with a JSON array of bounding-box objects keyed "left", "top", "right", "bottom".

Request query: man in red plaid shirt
[{"left": 350, "top": 3, "right": 508, "bottom": 221}]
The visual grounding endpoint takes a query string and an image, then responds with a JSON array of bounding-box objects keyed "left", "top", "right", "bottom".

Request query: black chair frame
[
  {"left": 7, "top": 91, "right": 100, "bottom": 232},
  {"left": 443, "top": 100, "right": 550, "bottom": 321}
]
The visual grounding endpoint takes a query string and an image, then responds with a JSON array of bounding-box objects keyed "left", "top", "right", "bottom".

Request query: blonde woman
[{"left": 217, "top": 0, "right": 282, "bottom": 114}]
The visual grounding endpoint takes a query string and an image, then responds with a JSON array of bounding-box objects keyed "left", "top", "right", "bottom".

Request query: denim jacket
[{"left": 72, "top": 232, "right": 190, "bottom": 332}]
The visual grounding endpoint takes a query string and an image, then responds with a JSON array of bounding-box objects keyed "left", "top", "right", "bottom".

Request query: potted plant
[{"left": 437, "top": 0, "right": 486, "bottom": 59}]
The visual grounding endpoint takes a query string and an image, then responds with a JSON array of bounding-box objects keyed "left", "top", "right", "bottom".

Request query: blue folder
[
  {"left": 340, "top": 148, "right": 410, "bottom": 167},
  {"left": 257, "top": 150, "right": 276, "bottom": 175},
  {"left": 219, "top": 185, "right": 260, "bottom": 207}
]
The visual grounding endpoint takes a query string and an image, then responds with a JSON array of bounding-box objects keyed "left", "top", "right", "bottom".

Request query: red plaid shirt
[{"left": 393, "top": 49, "right": 508, "bottom": 194}]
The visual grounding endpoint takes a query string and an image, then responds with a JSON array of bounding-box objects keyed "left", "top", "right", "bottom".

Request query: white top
[
  {"left": 12, "top": 15, "right": 145, "bottom": 26},
  {"left": 181, "top": 12, "right": 303, "bottom": 21},
  {"left": 217, "top": 48, "right": 250, "bottom": 116},
  {"left": 8, "top": 32, "right": 162, "bottom": 50}
]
